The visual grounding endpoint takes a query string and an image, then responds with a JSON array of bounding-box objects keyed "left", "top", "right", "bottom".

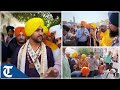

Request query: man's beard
[
  {"left": 90, "top": 56, "right": 93, "bottom": 58},
  {"left": 52, "top": 37, "right": 56, "bottom": 43},
  {"left": 81, "top": 26, "right": 84, "bottom": 28},
  {"left": 101, "top": 29, "right": 106, "bottom": 32},
  {"left": 109, "top": 29, "right": 118, "bottom": 37},
  {"left": 58, "top": 43, "right": 61, "bottom": 48},
  {"left": 18, "top": 41, "right": 25, "bottom": 45},
  {"left": 33, "top": 35, "right": 43, "bottom": 43},
  {"left": 10, "top": 35, "right": 13, "bottom": 38}
]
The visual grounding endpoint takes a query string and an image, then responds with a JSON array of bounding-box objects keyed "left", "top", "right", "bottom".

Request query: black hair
[
  {"left": 90, "top": 52, "right": 94, "bottom": 55},
  {"left": 6, "top": 26, "right": 14, "bottom": 33},
  {"left": 101, "top": 62, "right": 103, "bottom": 65},
  {"left": 109, "top": 62, "right": 113, "bottom": 71},
  {"left": 63, "top": 25, "right": 70, "bottom": 32}
]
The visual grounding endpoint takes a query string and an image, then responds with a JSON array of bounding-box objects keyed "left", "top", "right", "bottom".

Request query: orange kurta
[{"left": 79, "top": 59, "right": 89, "bottom": 69}]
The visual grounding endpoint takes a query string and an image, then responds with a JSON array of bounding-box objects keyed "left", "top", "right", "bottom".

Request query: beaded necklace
[{"left": 26, "top": 44, "right": 41, "bottom": 64}]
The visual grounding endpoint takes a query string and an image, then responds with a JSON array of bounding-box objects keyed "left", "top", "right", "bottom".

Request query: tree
[
  {"left": 77, "top": 48, "right": 93, "bottom": 55},
  {"left": 11, "top": 11, "right": 61, "bottom": 29}
]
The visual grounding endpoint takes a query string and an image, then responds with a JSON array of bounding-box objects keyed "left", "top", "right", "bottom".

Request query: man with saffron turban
[
  {"left": 71, "top": 67, "right": 90, "bottom": 78},
  {"left": 7, "top": 27, "right": 27, "bottom": 62},
  {"left": 76, "top": 21, "right": 89, "bottom": 46}
]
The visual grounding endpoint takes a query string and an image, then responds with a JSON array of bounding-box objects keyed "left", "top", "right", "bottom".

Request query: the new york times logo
[{"left": 3, "top": 66, "right": 13, "bottom": 78}]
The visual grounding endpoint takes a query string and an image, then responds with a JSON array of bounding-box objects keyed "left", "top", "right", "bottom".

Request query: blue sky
[{"left": 62, "top": 11, "right": 109, "bottom": 23}]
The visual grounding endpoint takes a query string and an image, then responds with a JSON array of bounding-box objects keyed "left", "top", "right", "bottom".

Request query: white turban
[
  {"left": 110, "top": 69, "right": 116, "bottom": 73},
  {"left": 100, "top": 22, "right": 107, "bottom": 26},
  {"left": 65, "top": 47, "right": 77, "bottom": 54},
  {"left": 49, "top": 25, "right": 60, "bottom": 33},
  {"left": 55, "top": 25, "right": 62, "bottom": 39}
]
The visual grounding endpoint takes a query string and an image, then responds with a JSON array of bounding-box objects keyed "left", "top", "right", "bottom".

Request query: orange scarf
[{"left": 44, "top": 40, "right": 58, "bottom": 51}]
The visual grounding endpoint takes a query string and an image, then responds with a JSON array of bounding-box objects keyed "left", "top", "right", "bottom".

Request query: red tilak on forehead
[{"left": 20, "top": 29, "right": 22, "bottom": 32}]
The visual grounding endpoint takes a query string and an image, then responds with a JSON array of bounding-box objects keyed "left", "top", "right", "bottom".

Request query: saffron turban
[
  {"left": 25, "top": 18, "right": 48, "bottom": 36},
  {"left": 86, "top": 24, "right": 91, "bottom": 28},
  {"left": 14, "top": 27, "right": 27, "bottom": 37},
  {"left": 81, "top": 67, "right": 90, "bottom": 76},
  {"left": 81, "top": 21, "right": 87, "bottom": 27}
]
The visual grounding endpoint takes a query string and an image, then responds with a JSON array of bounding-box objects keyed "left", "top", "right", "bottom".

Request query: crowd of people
[
  {"left": 1, "top": 17, "right": 61, "bottom": 78},
  {"left": 63, "top": 47, "right": 119, "bottom": 79},
  {"left": 63, "top": 12, "right": 119, "bottom": 46},
  {"left": 0, "top": 11, "right": 119, "bottom": 79}
]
